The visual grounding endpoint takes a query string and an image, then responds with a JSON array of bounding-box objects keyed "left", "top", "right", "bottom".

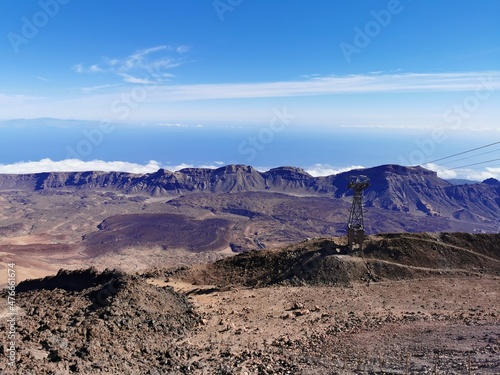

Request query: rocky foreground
[
  {"left": 0, "top": 233, "right": 499, "bottom": 374},
  {"left": 0, "top": 269, "right": 198, "bottom": 374}
]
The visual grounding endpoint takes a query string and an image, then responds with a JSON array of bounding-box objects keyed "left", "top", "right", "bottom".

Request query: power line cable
[
  {"left": 448, "top": 158, "right": 500, "bottom": 170},
  {"left": 439, "top": 148, "right": 500, "bottom": 166},
  {"left": 477, "top": 163, "right": 500, "bottom": 170},
  {"left": 425, "top": 141, "right": 500, "bottom": 164}
]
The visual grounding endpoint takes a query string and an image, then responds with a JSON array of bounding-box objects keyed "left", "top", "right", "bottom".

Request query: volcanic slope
[
  {"left": 0, "top": 164, "right": 498, "bottom": 284},
  {"left": 158, "top": 232, "right": 500, "bottom": 373},
  {"left": 173, "top": 232, "right": 500, "bottom": 287},
  {"left": 0, "top": 268, "right": 198, "bottom": 374},
  {"left": 1, "top": 233, "right": 499, "bottom": 373}
]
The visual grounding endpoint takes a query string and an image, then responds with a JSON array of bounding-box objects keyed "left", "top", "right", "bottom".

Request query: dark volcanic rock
[
  {"left": 178, "top": 233, "right": 500, "bottom": 288},
  {"left": 0, "top": 268, "right": 198, "bottom": 374},
  {"left": 263, "top": 166, "right": 315, "bottom": 191},
  {"left": 83, "top": 213, "right": 232, "bottom": 256},
  {"left": 483, "top": 177, "right": 500, "bottom": 186},
  {"left": 16, "top": 268, "right": 118, "bottom": 293}
]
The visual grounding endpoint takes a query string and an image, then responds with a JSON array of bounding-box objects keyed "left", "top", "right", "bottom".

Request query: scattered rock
[{"left": 291, "top": 302, "right": 304, "bottom": 310}]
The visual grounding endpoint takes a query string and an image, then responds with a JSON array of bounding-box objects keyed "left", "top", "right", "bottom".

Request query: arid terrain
[
  {"left": 0, "top": 164, "right": 498, "bottom": 284},
  {"left": 0, "top": 165, "right": 498, "bottom": 373},
  {"left": 0, "top": 233, "right": 499, "bottom": 374}
]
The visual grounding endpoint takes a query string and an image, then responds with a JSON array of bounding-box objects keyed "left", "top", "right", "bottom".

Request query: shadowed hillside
[{"left": 175, "top": 232, "right": 500, "bottom": 287}]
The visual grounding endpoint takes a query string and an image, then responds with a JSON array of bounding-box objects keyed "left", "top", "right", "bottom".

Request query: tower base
[{"left": 347, "top": 227, "right": 365, "bottom": 251}]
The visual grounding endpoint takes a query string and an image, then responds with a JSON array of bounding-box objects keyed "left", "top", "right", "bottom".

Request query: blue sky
[{"left": 0, "top": 0, "right": 499, "bottom": 178}]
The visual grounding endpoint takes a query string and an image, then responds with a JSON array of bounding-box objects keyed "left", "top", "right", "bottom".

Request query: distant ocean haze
[{"left": 0, "top": 122, "right": 494, "bottom": 172}]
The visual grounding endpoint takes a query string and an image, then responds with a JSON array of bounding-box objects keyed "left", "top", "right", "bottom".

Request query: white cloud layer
[
  {"left": 0, "top": 159, "right": 163, "bottom": 174},
  {"left": 65, "top": 70, "right": 500, "bottom": 99},
  {"left": 305, "top": 164, "right": 366, "bottom": 177},
  {"left": 0, "top": 159, "right": 221, "bottom": 175},
  {"left": 425, "top": 163, "right": 500, "bottom": 181}
]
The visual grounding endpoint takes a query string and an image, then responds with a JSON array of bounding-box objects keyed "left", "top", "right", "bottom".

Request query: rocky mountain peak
[
  {"left": 366, "top": 164, "right": 438, "bottom": 177},
  {"left": 483, "top": 177, "right": 500, "bottom": 186},
  {"left": 265, "top": 166, "right": 312, "bottom": 178},
  {"left": 214, "top": 164, "right": 258, "bottom": 174}
]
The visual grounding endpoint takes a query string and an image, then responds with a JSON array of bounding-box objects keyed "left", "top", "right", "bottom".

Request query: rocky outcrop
[{"left": 0, "top": 268, "right": 198, "bottom": 374}]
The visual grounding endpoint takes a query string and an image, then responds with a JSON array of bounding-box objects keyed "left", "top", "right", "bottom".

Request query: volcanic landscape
[{"left": 0, "top": 164, "right": 499, "bottom": 373}]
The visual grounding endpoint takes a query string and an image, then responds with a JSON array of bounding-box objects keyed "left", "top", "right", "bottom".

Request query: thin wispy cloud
[
  {"left": 72, "top": 45, "right": 188, "bottom": 85},
  {"left": 4, "top": 71, "right": 498, "bottom": 126},
  {"left": 134, "top": 71, "right": 500, "bottom": 101},
  {"left": 119, "top": 73, "right": 158, "bottom": 85},
  {"left": 73, "top": 64, "right": 103, "bottom": 74},
  {"left": 73, "top": 64, "right": 84, "bottom": 74},
  {"left": 176, "top": 45, "right": 190, "bottom": 54},
  {"left": 79, "top": 84, "right": 121, "bottom": 93},
  {"left": 61, "top": 70, "right": 500, "bottom": 100},
  {"left": 0, "top": 93, "right": 42, "bottom": 103},
  {"left": 157, "top": 123, "right": 204, "bottom": 128},
  {"left": 89, "top": 64, "right": 103, "bottom": 73},
  {"left": 37, "top": 76, "right": 50, "bottom": 82}
]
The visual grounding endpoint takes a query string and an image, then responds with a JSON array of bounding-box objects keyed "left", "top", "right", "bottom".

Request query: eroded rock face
[
  {"left": 0, "top": 164, "right": 497, "bottom": 221},
  {"left": 0, "top": 268, "right": 198, "bottom": 374}
]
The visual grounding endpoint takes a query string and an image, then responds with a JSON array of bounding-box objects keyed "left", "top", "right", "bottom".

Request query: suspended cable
[
  {"left": 425, "top": 141, "right": 500, "bottom": 164},
  {"left": 481, "top": 164, "right": 500, "bottom": 170},
  {"left": 448, "top": 158, "right": 500, "bottom": 170},
  {"left": 439, "top": 148, "right": 500, "bottom": 166}
]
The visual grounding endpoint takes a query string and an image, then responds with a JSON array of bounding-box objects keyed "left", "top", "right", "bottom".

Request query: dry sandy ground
[
  {"left": 0, "top": 245, "right": 234, "bottom": 287},
  {"left": 154, "top": 275, "right": 500, "bottom": 374}
]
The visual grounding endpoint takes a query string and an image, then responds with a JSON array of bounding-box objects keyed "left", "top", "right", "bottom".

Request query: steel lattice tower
[{"left": 347, "top": 175, "right": 370, "bottom": 251}]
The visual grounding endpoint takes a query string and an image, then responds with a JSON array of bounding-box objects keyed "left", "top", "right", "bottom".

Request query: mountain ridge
[
  {"left": 0, "top": 164, "right": 498, "bottom": 225},
  {"left": 0, "top": 164, "right": 456, "bottom": 195}
]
